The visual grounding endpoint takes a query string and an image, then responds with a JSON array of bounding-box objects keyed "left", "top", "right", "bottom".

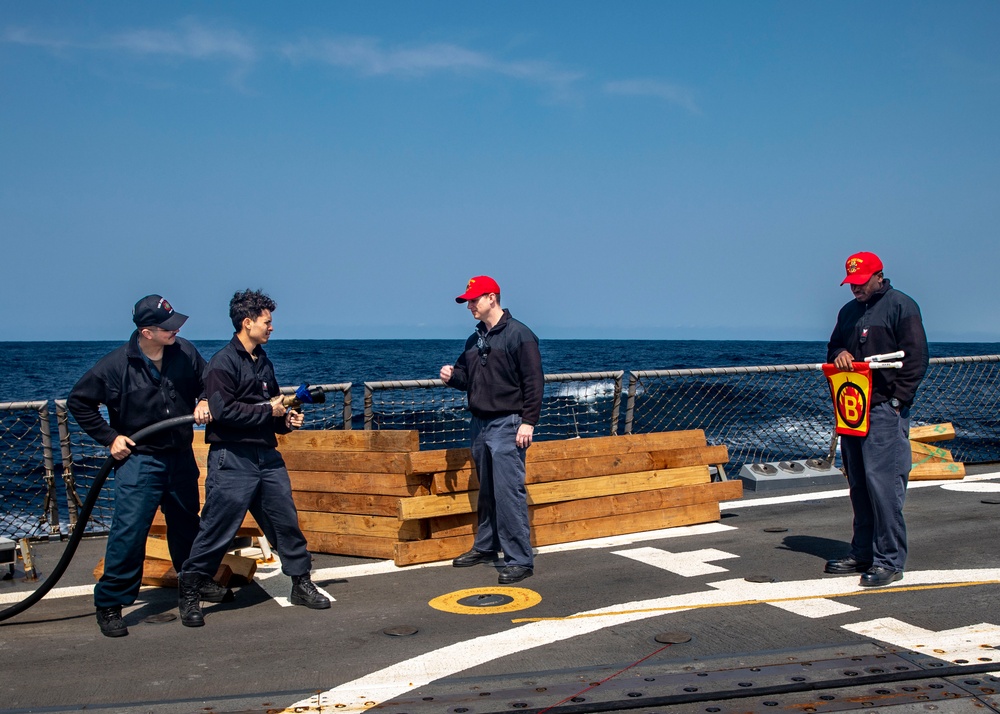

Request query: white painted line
[
  {"left": 611, "top": 546, "right": 739, "bottom": 577},
  {"left": 843, "top": 617, "right": 1000, "bottom": 666},
  {"left": 720, "top": 471, "right": 1000, "bottom": 510},
  {"left": 768, "top": 598, "right": 859, "bottom": 618},
  {"left": 0, "top": 583, "right": 93, "bottom": 606},
  {"left": 280, "top": 567, "right": 1000, "bottom": 714}
]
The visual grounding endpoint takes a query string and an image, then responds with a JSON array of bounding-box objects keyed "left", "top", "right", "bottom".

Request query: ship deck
[{"left": 3, "top": 466, "right": 1000, "bottom": 714}]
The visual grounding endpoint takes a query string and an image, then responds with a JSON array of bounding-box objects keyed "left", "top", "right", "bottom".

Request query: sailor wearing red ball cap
[
  {"left": 825, "top": 252, "right": 928, "bottom": 588},
  {"left": 440, "top": 276, "right": 543, "bottom": 585}
]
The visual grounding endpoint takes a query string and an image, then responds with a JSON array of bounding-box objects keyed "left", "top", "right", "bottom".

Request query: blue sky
[{"left": 2, "top": 1, "right": 999, "bottom": 342}]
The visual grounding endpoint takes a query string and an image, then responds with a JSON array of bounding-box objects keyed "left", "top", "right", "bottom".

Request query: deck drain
[
  {"left": 745, "top": 575, "right": 777, "bottom": 583},
  {"left": 457, "top": 593, "right": 515, "bottom": 608},
  {"left": 143, "top": 612, "right": 177, "bottom": 624},
  {"left": 654, "top": 631, "right": 692, "bottom": 644},
  {"left": 383, "top": 626, "right": 419, "bottom": 637}
]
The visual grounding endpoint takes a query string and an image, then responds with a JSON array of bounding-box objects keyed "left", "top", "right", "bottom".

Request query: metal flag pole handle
[{"left": 866, "top": 350, "right": 905, "bottom": 363}]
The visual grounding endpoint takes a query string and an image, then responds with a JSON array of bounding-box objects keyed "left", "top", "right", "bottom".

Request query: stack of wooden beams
[
  {"left": 276, "top": 429, "right": 427, "bottom": 561},
  {"left": 393, "top": 430, "right": 742, "bottom": 566},
  {"left": 909, "top": 422, "right": 965, "bottom": 480},
  {"left": 145, "top": 430, "right": 740, "bottom": 568}
]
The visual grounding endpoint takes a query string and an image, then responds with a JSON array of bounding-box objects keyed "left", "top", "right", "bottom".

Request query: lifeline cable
[{"left": 0, "top": 414, "right": 195, "bottom": 623}]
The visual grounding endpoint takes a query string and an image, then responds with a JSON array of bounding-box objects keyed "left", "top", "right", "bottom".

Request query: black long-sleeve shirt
[
  {"left": 204, "top": 335, "right": 291, "bottom": 446},
  {"left": 67, "top": 333, "right": 207, "bottom": 454},
  {"left": 446, "top": 309, "right": 544, "bottom": 425},
  {"left": 827, "top": 279, "right": 929, "bottom": 406}
]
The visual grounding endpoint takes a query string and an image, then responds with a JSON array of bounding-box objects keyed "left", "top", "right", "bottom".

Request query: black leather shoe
[
  {"left": 860, "top": 566, "right": 903, "bottom": 587},
  {"left": 96, "top": 606, "right": 128, "bottom": 638},
  {"left": 498, "top": 566, "right": 533, "bottom": 584},
  {"left": 452, "top": 550, "right": 497, "bottom": 568},
  {"left": 199, "top": 579, "right": 235, "bottom": 603},
  {"left": 824, "top": 556, "right": 872, "bottom": 574},
  {"left": 290, "top": 574, "right": 331, "bottom": 609}
]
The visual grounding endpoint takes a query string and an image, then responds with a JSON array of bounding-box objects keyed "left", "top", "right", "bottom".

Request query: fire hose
[{"left": 0, "top": 384, "right": 324, "bottom": 624}]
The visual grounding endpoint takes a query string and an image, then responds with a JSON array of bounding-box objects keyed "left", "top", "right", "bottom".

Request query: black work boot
[
  {"left": 96, "top": 606, "right": 128, "bottom": 638},
  {"left": 290, "top": 573, "right": 331, "bottom": 609},
  {"left": 177, "top": 572, "right": 206, "bottom": 627},
  {"left": 199, "top": 578, "right": 235, "bottom": 603}
]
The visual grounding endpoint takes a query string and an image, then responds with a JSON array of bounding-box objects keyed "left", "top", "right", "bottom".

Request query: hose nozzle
[{"left": 283, "top": 383, "right": 326, "bottom": 409}]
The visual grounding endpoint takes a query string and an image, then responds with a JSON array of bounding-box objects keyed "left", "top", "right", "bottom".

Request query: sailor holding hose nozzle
[
  {"left": 176, "top": 289, "right": 330, "bottom": 628},
  {"left": 824, "top": 252, "right": 928, "bottom": 587}
]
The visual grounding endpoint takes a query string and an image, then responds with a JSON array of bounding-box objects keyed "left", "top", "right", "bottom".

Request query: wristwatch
[{"left": 889, "top": 398, "right": 902, "bottom": 410}]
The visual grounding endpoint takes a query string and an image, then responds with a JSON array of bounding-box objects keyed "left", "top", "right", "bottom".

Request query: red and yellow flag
[{"left": 822, "top": 363, "right": 873, "bottom": 437}]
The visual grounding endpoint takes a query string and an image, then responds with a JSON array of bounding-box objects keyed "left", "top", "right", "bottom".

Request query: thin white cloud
[
  {"left": 2, "top": 20, "right": 256, "bottom": 63},
  {"left": 604, "top": 78, "right": 700, "bottom": 113},
  {"left": 108, "top": 21, "right": 256, "bottom": 62},
  {"left": 282, "top": 36, "right": 583, "bottom": 90}
]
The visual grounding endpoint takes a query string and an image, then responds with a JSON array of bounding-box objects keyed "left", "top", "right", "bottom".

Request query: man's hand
[
  {"left": 440, "top": 365, "right": 453, "bottom": 383},
  {"left": 834, "top": 351, "right": 856, "bottom": 371},
  {"left": 110, "top": 435, "right": 136, "bottom": 460},
  {"left": 194, "top": 399, "right": 212, "bottom": 425},
  {"left": 270, "top": 395, "right": 287, "bottom": 417},
  {"left": 516, "top": 423, "right": 534, "bottom": 449},
  {"left": 286, "top": 409, "right": 304, "bottom": 430}
]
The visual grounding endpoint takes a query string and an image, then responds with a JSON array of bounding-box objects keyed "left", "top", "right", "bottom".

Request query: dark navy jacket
[
  {"left": 204, "top": 336, "right": 291, "bottom": 447},
  {"left": 827, "top": 280, "right": 929, "bottom": 407},
  {"left": 68, "top": 333, "right": 207, "bottom": 454},
  {"left": 446, "top": 309, "right": 544, "bottom": 425}
]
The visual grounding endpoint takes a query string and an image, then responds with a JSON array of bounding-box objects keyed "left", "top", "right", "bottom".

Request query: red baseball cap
[
  {"left": 455, "top": 275, "right": 501, "bottom": 303},
  {"left": 841, "top": 252, "right": 884, "bottom": 285}
]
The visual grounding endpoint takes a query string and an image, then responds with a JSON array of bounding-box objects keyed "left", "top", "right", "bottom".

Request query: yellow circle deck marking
[{"left": 429, "top": 587, "right": 541, "bottom": 615}]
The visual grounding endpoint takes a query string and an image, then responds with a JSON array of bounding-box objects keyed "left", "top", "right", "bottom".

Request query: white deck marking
[
  {"left": 0, "top": 584, "right": 93, "bottom": 605},
  {"left": 940, "top": 481, "right": 1000, "bottom": 493},
  {"left": 611, "top": 546, "right": 739, "bottom": 576},
  {"left": 843, "top": 617, "right": 1000, "bottom": 665},
  {"left": 719, "top": 471, "right": 1000, "bottom": 510},
  {"left": 767, "top": 598, "right": 859, "bottom": 618},
  {"left": 280, "top": 567, "right": 1000, "bottom": 713}
]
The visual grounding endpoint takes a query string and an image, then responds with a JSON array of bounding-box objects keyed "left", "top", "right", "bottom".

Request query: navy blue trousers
[
  {"left": 95, "top": 450, "right": 200, "bottom": 608},
  {"left": 471, "top": 414, "right": 533, "bottom": 568},
  {"left": 181, "top": 444, "right": 311, "bottom": 579},
  {"left": 840, "top": 402, "right": 911, "bottom": 572}
]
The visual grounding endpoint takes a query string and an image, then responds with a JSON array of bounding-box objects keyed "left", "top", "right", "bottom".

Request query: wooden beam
[
  {"left": 909, "top": 462, "right": 965, "bottom": 480},
  {"left": 649, "top": 445, "right": 730, "bottom": 469},
  {"left": 527, "top": 431, "right": 708, "bottom": 462},
  {"left": 277, "top": 429, "right": 419, "bottom": 452},
  {"left": 394, "top": 501, "right": 722, "bottom": 566},
  {"left": 297, "top": 510, "right": 427, "bottom": 540},
  {"left": 280, "top": 449, "right": 412, "bottom": 474},
  {"left": 303, "top": 531, "right": 396, "bottom": 559},
  {"left": 910, "top": 441, "right": 954, "bottom": 462},
  {"left": 288, "top": 471, "right": 429, "bottom": 497},
  {"left": 292, "top": 491, "right": 401, "bottom": 517},
  {"left": 427, "top": 480, "right": 744, "bottom": 538},
  {"left": 526, "top": 465, "right": 710, "bottom": 506},
  {"left": 399, "top": 466, "right": 711, "bottom": 520},
  {"left": 410, "top": 431, "right": 710, "bottom": 474},
  {"left": 909, "top": 423, "right": 956, "bottom": 443}
]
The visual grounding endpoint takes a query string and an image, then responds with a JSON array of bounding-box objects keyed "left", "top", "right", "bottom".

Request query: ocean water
[
  {"left": 3, "top": 338, "right": 999, "bottom": 538},
  {"left": 2, "top": 338, "right": 997, "bottom": 403}
]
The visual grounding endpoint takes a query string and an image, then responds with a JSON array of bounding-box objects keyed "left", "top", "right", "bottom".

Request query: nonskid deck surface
[{"left": 2, "top": 468, "right": 1000, "bottom": 714}]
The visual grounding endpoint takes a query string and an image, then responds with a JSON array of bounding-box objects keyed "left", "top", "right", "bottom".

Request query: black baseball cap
[{"left": 132, "top": 295, "right": 188, "bottom": 330}]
